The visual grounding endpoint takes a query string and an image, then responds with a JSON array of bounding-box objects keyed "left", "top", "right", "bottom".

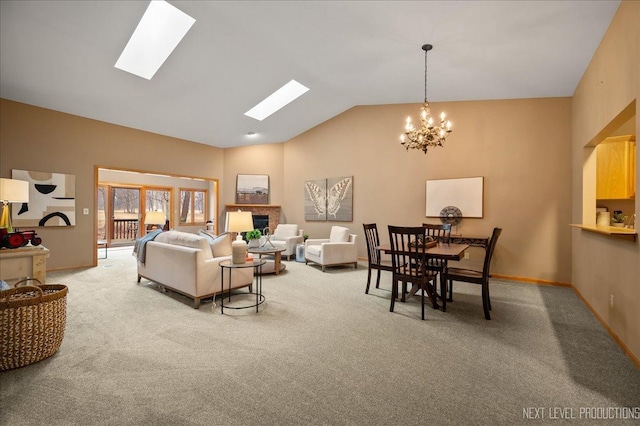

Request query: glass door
[
  {"left": 111, "top": 187, "right": 141, "bottom": 245},
  {"left": 97, "top": 185, "right": 108, "bottom": 243}
]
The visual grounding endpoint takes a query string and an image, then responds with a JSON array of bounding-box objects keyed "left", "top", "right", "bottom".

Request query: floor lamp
[{"left": 0, "top": 178, "right": 29, "bottom": 233}]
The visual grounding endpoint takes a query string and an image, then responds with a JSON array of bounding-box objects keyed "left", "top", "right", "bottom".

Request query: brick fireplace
[{"left": 225, "top": 204, "right": 281, "bottom": 231}]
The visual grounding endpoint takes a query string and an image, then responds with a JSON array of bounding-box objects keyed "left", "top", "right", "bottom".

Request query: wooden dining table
[{"left": 376, "top": 242, "right": 469, "bottom": 311}]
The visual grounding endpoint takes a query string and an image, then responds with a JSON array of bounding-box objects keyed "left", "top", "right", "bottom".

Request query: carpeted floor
[{"left": 1, "top": 247, "right": 639, "bottom": 425}]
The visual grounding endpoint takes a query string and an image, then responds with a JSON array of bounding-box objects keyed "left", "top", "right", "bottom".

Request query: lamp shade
[
  {"left": 0, "top": 178, "right": 29, "bottom": 203},
  {"left": 144, "top": 210, "right": 166, "bottom": 225},
  {"left": 225, "top": 210, "right": 254, "bottom": 233}
]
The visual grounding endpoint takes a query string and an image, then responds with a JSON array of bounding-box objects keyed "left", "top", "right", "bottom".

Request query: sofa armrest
[
  {"left": 285, "top": 235, "right": 304, "bottom": 251},
  {"left": 306, "top": 238, "right": 329, "bottom": 248},
  {"left": 319, "top": 241, "right": 358, "bottom": 264}
]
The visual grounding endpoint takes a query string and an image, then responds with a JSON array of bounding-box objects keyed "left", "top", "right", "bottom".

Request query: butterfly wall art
[{"left": 304, "top": 176, "right": 353, "bottom": 222}]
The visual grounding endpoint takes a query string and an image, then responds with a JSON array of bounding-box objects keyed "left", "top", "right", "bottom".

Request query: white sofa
[
  {"left": 268, "top": 224, "right": 304, "bottom": 260},
  {"left": 136, "top": 230, "right": 253, "bottom": 308},
  {"left": 305, "top": 226, "right": 358, "bottom": 272}
]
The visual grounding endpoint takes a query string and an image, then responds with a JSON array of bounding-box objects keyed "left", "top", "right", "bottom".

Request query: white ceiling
[{"left": 0, "top": 1, "right": 621, "bottom": 149}]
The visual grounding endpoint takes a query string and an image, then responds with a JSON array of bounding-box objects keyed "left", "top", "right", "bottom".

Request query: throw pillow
[{"left": 199, "top": 230, "right": 233, "bottom": 257}]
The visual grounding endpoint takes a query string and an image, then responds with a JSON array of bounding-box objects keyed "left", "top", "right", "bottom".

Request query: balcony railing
[{"left": 110, "top": 219, "right": 139, "bottom": 241}]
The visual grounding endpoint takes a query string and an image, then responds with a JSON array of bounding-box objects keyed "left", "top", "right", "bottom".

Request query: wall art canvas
[
  {"left": 304, "top": 176, "right": 353, "bottom": 222},
  {"left": 426, "top": 176, "right": 483, "bottom": 219},
  {"left": 304, "top": 178, "right": 327, "bottom": 221},
  {"left": 12, "top": 169, "right": 76, "bottom": 227},
  {"left": 236, "top": 174, "right": 269, "bottom": 204}
]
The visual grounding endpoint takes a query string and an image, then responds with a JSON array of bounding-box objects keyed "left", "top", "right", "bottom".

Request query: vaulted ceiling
[{"left": 0, "top": 1, "right": 621, "bottom": 148}]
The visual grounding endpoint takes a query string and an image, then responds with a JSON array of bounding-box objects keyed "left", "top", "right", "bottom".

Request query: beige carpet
[{"left": 1, "top": 247, "right": 639, "bottom": 425}]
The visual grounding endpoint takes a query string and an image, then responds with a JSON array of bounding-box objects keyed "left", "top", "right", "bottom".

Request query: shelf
[{"left": 570, "top": 224, "right": 637, "bottom": 242}]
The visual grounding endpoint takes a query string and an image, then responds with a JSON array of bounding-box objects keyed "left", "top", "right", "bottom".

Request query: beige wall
[
  {"left": 278, "top": 98, "right": 573, "bottom": 283},
  {"left": 222, "top": 143, "right": 286, "bottom": 225},
  {"left": 0, "top": 99, "right": 225, "bottom": 270},
  {"left": 571, "top": 1, "right": 640, "bottom": 361},
  {"left": 172, "top": 96, "right": 575, "bottom": 285}
]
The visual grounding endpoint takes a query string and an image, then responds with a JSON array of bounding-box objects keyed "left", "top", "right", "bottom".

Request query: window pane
[
  {"left": 194, "top": 191, "right": 205, "bottom": 223},
  {"left": 180, "top": 190, "right": 192, "bottom": 223}
]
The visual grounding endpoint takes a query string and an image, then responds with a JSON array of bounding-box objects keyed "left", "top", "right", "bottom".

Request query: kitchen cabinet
[{"left": 596, "top": 135, "right": 636, "bottom": 200}]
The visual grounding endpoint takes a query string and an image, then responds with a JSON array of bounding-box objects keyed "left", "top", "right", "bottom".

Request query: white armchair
[
  {"left": 269, "top": 224, "right": 304, "bottom": 260},
  {"left": 305, "top": 226, "right": 358, "bottom": 272}
]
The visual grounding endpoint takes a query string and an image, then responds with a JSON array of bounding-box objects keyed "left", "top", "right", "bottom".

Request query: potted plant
[
  {"left": 303, "top": 234, "right": 309, "bottom": 242},
  {"left": 611, "top": 212, "right": 627, "bottom": 228},
  {"left": 245, "top": 229, "right": 263, "bottom": 247}
]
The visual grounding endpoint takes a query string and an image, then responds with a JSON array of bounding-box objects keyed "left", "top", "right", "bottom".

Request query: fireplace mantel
[
  {"left": 225, "top": 204, "right": 281, "bottom": 230},
  {"left": 226, "top": 204, "right": 281, "bottom": 209}
]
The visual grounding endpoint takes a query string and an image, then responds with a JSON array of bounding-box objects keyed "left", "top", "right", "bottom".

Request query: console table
[
  {"left": 0, "top": 245, "right": 50, "bottom": 287},
  {"left": 449, "top": 234, "right": 490, "bottom": 249}
]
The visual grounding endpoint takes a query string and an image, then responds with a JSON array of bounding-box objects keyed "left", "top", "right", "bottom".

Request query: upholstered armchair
[
  {"left": 305, "top": 226, "right": 358, "bottom": 272},
  {"left": 269, "top": 224, "right": 304, "bottom": 260}
]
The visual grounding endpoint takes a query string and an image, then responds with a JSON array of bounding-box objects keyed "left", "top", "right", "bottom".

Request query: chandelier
[{"left": 400, "top": 44, "right": 452, "bottom": 154}]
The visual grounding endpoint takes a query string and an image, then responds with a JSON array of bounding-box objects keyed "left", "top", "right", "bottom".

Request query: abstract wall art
[
  {"left": 11, "top": 169, "right": 76, "bottom": 227},
  {"left": 304, "top": 176, "right": 353, "bottom": 222}
]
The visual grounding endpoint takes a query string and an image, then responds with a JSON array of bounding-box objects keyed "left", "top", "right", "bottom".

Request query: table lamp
[
  {"left": 225, "top": 210, "right": 253, "bottom": 264},
  {"left": 0, "top": 178, "right": 29, "bottom": 233},
  {"left": 144, "top": 210, "right": 166, "bottom": 230}
]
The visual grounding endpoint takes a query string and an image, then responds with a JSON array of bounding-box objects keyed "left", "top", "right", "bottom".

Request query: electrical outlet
[
  {"left": 464, "top": 252, "right": 470, "bottom": 259},
  {"left": 83, "top": 208, "right": 89, "bottom": 215},
  {"left": 610, "top": 294, "right": 614, "bottom": 309}
]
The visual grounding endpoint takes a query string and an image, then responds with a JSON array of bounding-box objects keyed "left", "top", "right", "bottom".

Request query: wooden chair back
[
  {"left": 482, "top": 227, "right": 502, "bottom": 280},
  {"left": 388, "top": 225, "right": 427, "bottom": 280},
  {"left": 422, "top": 223, "right": 452, "bottom": 244},
  {"left": 363, "top": 223, "right": 383, "bottom": 266}
]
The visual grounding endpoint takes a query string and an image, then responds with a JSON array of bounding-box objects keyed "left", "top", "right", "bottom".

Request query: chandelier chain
[{"left": 424, "top": 48, "right": 428, "bottom": 102}]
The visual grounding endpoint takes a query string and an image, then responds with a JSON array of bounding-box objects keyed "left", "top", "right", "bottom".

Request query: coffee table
[{"left": 247, "top": 247, "right": 286, "bottom": 275}]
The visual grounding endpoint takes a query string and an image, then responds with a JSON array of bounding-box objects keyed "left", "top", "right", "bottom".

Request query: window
[{"left": 180, "top": 188, "right": 207, "bottom": 224}]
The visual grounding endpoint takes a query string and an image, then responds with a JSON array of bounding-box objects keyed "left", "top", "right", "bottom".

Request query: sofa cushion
[
  {"left": 273, "top": 224, "right": 298, "bottom": 240},
  {"left": 155, "top": 230, "right": 212, "bottom": 257},
  {"left": 329, "top": 226, "right": 350, "bottom": 243},
  {"left": 199, "top": 230, "right": 233, "bottom": 257}
]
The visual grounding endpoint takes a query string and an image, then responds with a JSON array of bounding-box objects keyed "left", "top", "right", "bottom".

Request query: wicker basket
[{"left": 0, "top": 278, "right": 68, "bottom": 371}]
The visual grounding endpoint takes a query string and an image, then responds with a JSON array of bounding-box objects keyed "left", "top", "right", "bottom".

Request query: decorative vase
[
  {"left": 232, "top": 236, "right": 247, "bottom": 264},
  {"left": 248, "top": 239, "right": 260, "bottom": 248},
  {"left": 611, "top": 222, "right": 625, "bottom": 228}
]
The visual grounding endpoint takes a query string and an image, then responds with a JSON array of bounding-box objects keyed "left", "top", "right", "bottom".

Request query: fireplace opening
[{"left": 253, "top": 215, "right": 269, "bottom": 232}]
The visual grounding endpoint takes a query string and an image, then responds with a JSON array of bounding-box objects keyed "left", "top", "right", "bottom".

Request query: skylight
[
  {"left": 244, "top": 80, "right": 309, "bottom": 121},
  {"left": 115, "top": 0, "right": 195, "bottom": 80}
]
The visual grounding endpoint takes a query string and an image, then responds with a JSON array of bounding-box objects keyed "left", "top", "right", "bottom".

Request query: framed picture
[
  {"left": 11, "top": 169, "right": 76, "bottom": 227},
  {"left": 236, "top": 174, "right": 269, "bottom": 204},
  {"left": 304, "top": 176, "right": 353, "bottom": 222},
  {"left": 426, "top": 176, "right": 483, "bottom": 219}
]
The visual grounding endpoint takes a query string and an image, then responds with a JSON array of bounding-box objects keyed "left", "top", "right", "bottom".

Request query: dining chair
[
  {"left": 363, "top": 224, "right": 394, "bottom": 294},
  {"left": 423, "top": 223, "right": 452, "bottom": 307},
  {"left": 443, "top": 227, "right": 502, "bottom": 320},
  {"left": 388, "top": 225, "right": 438, "bottom": 320}
]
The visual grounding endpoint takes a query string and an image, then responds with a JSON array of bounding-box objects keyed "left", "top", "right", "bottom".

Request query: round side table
[{"left": 219, "top": 259, "right": 266, "bottom": 314}]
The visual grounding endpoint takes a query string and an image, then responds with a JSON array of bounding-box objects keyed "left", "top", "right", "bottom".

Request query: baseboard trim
[
  {"left": 491, "top": 273, "right": 571, "bottom": 287},
  {"left": 571, "top": 285, "right": 640, "bottom": 370},
  {"left": 493, "top": 273, "right": 639, "bottom": 368}
]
